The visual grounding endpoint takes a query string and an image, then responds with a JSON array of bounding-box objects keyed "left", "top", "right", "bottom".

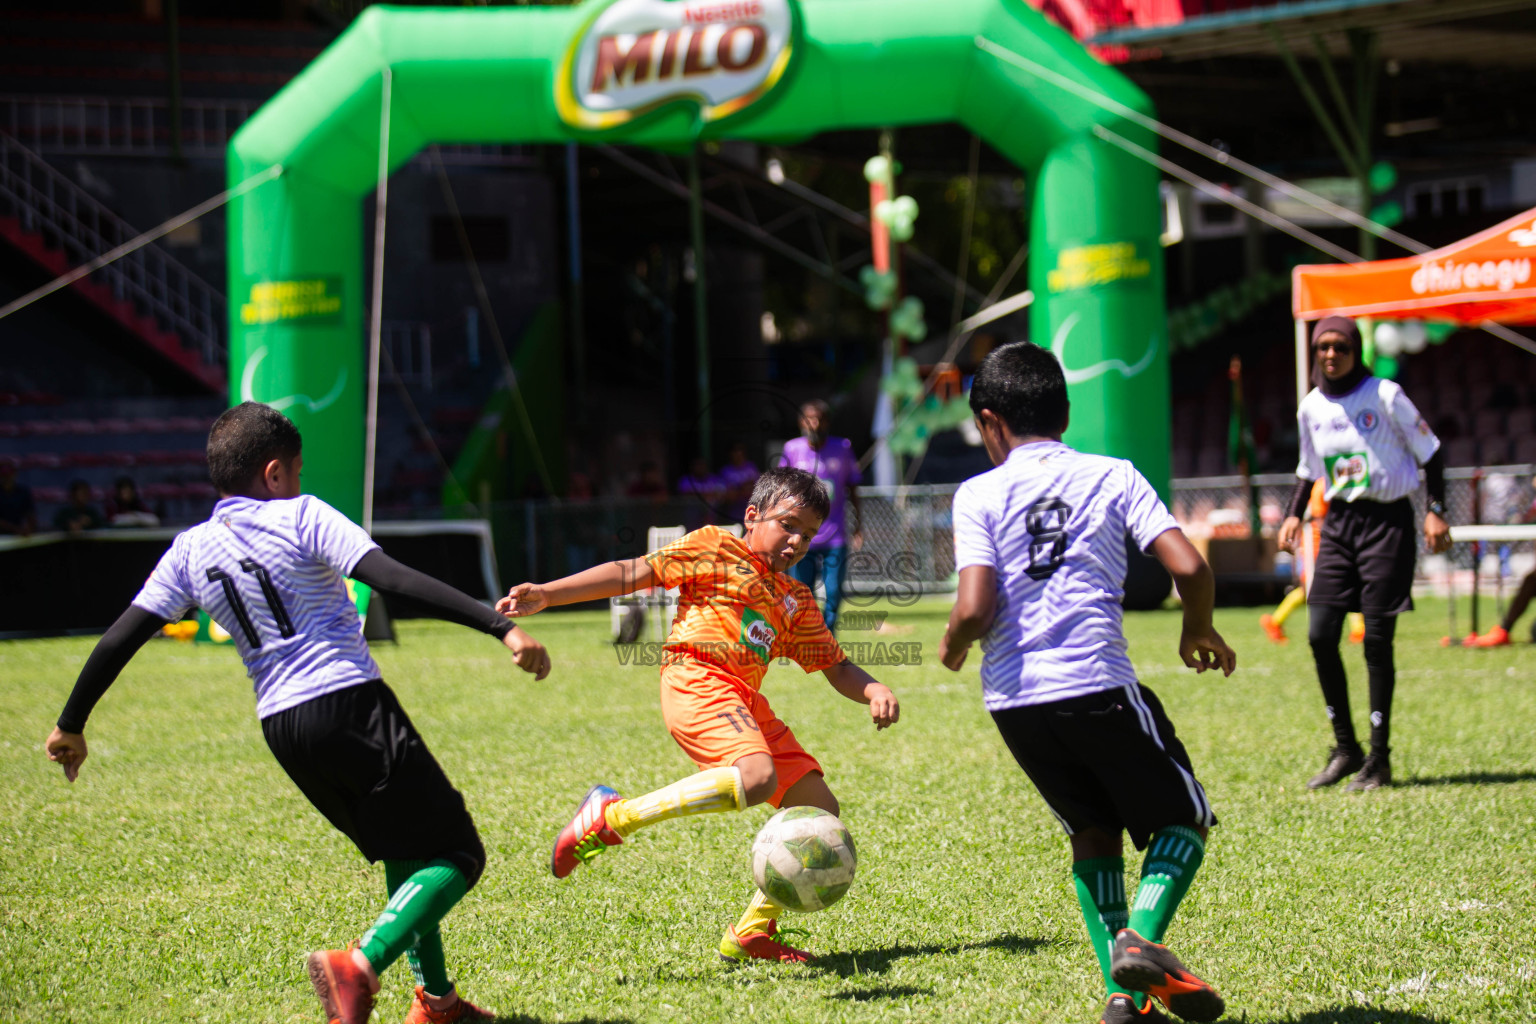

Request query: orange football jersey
[{"left": 645, "top": 526, "right": 844, "bottom": 690}]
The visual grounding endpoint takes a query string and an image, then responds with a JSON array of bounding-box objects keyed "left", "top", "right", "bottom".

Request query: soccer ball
[{"left": 750, "top": 806, "right": 857, "bottom": 913}]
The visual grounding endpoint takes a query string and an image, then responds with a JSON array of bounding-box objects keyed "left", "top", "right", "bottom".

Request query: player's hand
[
  {"left": 497, "top": 583, "right": 547, "bottom": 618},
  {"left": 939, "top": 630, "right": 968, "bottom": 672},
  {"left": 503, "top": 626, "right": 551, "bottom": 680},
  {"left": 865, "top": 683, "right": 899, "bottom": 729},
  {"left": 1179, "top": 628, "right": 1236, "bottom": 677},
  {"left": 1277, "top": 516, "right": 1302, "bottom": 553},
  {"left": 1424, "top": 512, "right": 1451, "bottom": 554},
  {"left": 45, "top": 727, "right": 87, "bottom": 782}
]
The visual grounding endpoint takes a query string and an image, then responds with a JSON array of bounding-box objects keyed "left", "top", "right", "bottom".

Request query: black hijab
[{"left": 1310, "top": 316, "right": 1370, "bottom": 397}]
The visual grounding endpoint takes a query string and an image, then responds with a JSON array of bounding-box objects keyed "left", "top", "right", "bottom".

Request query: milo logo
[
  {"left": 1325, "top": 451, "right": 1370, "bottom": 493},
  {"left": 556, "top": 0, "right": 799, "bottom": 131},
  {"left": 740, "top": 608, "right": 777, "bottom": 663}
]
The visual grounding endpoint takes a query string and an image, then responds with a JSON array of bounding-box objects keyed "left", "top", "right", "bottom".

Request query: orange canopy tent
[{"left": 1290, "top": 206, "right": 1536, "bottom": 402}]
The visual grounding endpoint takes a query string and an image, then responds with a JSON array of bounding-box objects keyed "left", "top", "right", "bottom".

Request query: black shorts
[
  {"left": 990, "top": 684, "right": 1216, "bottom": 851},
  {"left": 1310, "top": 498, "right": 1416, "bottom": 615},
  {"left": 261, "top": 680, "right": 484, "bottom": 884}
]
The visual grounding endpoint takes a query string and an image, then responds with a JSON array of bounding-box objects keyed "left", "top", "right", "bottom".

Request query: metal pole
[
  {"left": 688, "top": 147, "right": 711, "bottom": 463},
  {"left": 564, "top": 142, "right": 587, "bottom": 425},
  {"left": 1295, "top": 319, "right": 1310, "bottom": 406},
  {"left": 165, "top": 0, "right": 182, "bottom": 164},
  {"left": 362, "top": 68, "right": 392, "bottom": 534}
]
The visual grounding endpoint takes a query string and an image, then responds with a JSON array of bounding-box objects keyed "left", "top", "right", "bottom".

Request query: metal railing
[
  {"left": 0, "top": 131, "right": 225, "bottom": 368},
  {"left": 0, "top": 95, "right": 539, "bottom": 167},
  {"left": 382, "top": 321, "right": 433, "bottom": 391},
  {"left": 0, "top": 94, "right": 256, "bottom": 158}
]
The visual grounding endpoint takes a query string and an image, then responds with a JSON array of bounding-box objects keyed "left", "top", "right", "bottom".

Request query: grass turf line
[{"left": 1, "top": 597, "right": 1533, "bottom": 1023}]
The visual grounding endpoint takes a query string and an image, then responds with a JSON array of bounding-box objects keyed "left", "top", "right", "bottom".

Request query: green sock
[
  {"left": 1127, "top": 826, "right": 1206, "bottom": 943},
  {"left": 383, "top": 861, "right": 454, "bottom": 997},
  {"left": 361, "top": 860, "right": 467, "bottom": 977},
  {"left": 1072, "top": 857, "right": 1134, "bottom": 1000}
]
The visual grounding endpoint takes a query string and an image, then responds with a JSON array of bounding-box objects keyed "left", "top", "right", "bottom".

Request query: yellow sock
[
  {"left": 1349, "top": 612, "right": 1365, "bottom": 636},
  {"left": 732, "top": 888, "right": 783, "bottom": 938},
  {"left": 604, "top": 767, "right": 745, "bottom": 838},
  {"left": 1272, "top": 586, "right": 1306, "bottom": 627}
]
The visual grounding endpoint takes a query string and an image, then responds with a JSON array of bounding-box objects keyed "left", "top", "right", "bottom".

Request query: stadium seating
[{"left": 0, "top": 394, "right": 222, "bottom": 526}]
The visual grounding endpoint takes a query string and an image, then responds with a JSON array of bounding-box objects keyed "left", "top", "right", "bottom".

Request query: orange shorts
[{"left": 659, "top": 660, "right": 822, "bottom": 808}]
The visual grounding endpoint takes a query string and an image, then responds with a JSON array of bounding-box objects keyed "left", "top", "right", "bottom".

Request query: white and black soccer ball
[{"left": 750, "top": 806, "right": 857, "bottom": 913}]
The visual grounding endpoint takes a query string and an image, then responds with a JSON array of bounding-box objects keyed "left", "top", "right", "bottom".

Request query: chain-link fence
[
  {"left": 387, "top": 466, "right": 1536, "bottom": 601},
  {"left": 1171, "top": 464, "right": 1536, "bottom": 590}
]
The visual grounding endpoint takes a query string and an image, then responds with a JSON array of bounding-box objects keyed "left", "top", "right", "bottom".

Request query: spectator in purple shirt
[
  {"left": 718, "top": 442, "right": 760, "bottom": 524},
  {"left": 777, "top": 400, "right": 863, "bottom": 632},
  {"left": 678, "top": 457, "right": 727, "bottom": 528}
]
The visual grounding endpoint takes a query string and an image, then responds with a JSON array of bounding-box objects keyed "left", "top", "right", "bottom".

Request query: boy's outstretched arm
[
  {"left": 940, "top": 565, "right": 996, "bottom": 671},
  {"left": 497, "top": 556, "right": 656, "bottom": 617},
  {"left": 350, "top": 550, "right": 551, "bottom": 679},
  {"left": 822, "top": 660, "right": 899, "bottom": 729},
  {"left": 46, "top": 605, "right": 169, "bottom": 782},
  {"left": 1149, "top": 529, "right": 1237, "bottom": 676}
]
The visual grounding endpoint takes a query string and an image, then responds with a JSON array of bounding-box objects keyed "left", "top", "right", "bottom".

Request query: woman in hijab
[{"left": 1277, "top": 316, "right": 1450, "bottom": 791}]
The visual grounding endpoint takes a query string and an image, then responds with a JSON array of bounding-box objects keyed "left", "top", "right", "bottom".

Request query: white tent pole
[
  {"left": 363, "top": 67, "right": 392, "bottom": 534},
  {"left": 1295, "top": 318, "right": 1309, "bottom": 406}
]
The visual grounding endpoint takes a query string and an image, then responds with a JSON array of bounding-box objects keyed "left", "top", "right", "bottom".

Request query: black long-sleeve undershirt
[
  {"left": 56, "top": 606, "right": 166, "bottom": 733},
  {"left": 56, "top": 549, "right": 511, "bottom": 734},
  {"left": 350, "top": 549, "right": 512, "bottom": 640},
  {"left": 1286, "top": 448, "right": 1447, "bottom": 521}
]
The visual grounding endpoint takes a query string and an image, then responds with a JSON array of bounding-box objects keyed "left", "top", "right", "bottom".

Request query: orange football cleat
[
  {"left": 402, "top": 984, "right": 494, "bottom": 1023},
  {"left": 1259, "top": 613, "right": 1287, "bottom": 644},
  {"left": 306, "top": 948, "right": 376, "bottom": 1024},
  {"left": 1470, "top": 625, "right": 1511, "bottom": 647}
]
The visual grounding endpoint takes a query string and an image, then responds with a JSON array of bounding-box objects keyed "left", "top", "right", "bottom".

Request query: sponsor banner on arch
[
  {"left": 1293, "top": 206, "right": 1536, "bottom": 324},
  {"left": 556, "top": 0, "right": 799, "bottom": 131}
]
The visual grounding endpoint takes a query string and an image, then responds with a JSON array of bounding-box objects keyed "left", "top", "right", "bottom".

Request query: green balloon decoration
[
  {"left": 863, "top": 155, "right": 896, "bottom": 189},
  {"left": 879, "top": 355, "right": 973, "bottom": 457},
  {"left": 890, "top": 295, "right": 926, "bottom": 341},
  {"left": 1369, "top": 160, "right": 1398, "bottom": 194},
  {"left": 859, "top": 265, "right": 898, "bottom": 310},
  {"left": 876, "top": 194, "right": 920, "bottom": 242},
  {"left": 1370, "top": 201, "right": 1404, "bottom": 228}
]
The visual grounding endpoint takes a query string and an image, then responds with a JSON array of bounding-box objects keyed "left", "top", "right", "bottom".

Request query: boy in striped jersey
[
  {"left": 939, "top": 344, "right": 1236, "bottom": 1024},
  {"left": 44, "top": 402, "right": 551, "bottom": 1024}
]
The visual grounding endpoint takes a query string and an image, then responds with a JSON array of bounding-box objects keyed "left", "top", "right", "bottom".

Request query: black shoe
[
  {"left": 1306, "top": 743, "right": 1365, "bottom": 789},
  {"left": 1100, "top": 993, "right": 1172, "bottom": 1024},
  {"left": 1110, "top": 929, "right": 1225, "bottom": 1023},
  {"left": 1346, "top": 750, "right": 1391, "bottom": 791}
]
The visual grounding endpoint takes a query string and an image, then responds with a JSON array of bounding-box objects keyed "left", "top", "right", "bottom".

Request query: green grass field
[{"left": 3, "top": 597, "right": 1534, "bottom": 1024}]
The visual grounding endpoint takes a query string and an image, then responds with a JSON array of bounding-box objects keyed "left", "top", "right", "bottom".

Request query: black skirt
[{"left": 1309, "top": 498, "right": 1417, "bottom": 615}]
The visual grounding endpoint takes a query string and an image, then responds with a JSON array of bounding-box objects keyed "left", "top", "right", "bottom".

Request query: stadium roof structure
[{"left": 1087, "top": 0, "right": 1536, "bottom": 66}]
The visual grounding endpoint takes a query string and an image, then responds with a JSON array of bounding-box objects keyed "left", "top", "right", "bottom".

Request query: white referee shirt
[
  {"left": 952, "top": 441, "right": 1180, "bottom": 710},
  {"left": 1296, "top": 376, "right": 1440, "bottom": 504},
  {"left": 133, "top": 494, "right": 382, "bottom": 719}
]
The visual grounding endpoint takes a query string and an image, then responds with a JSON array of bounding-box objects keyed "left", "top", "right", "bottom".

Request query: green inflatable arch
[{"left": 228, "top": 0, "right": 1169, "bottom": 522}]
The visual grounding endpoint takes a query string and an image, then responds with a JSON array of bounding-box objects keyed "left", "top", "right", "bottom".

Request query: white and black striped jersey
[
  {"left": 133, "top": 495, "right": 381, "bottom": 719},
  {"left": 952, "top": 440, "right": 1180, "bottom": 710},
  {"left": 1296, "top": 377, "right": 1440, "bottom": 504}
]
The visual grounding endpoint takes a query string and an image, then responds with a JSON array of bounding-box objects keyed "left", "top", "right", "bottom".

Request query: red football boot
[
  {"left": 550, "top": 784, "right": 624, "bottom": 878},
  {"left": 719, "top": 921, "right": 818, "bottom": 963}
]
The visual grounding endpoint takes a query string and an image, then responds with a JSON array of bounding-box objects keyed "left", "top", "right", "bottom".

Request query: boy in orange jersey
[{"left": 497, "top": 466, "right": 899, "bottom": 963}]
